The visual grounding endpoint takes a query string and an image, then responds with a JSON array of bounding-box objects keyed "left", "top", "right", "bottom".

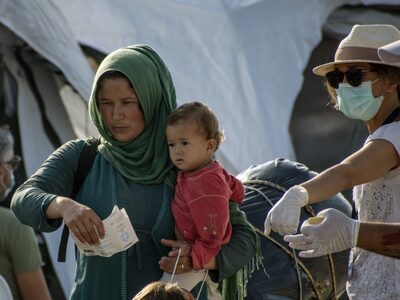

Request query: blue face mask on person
[{"left": 336, "top": 79, "right": 383, "bottom": 121}]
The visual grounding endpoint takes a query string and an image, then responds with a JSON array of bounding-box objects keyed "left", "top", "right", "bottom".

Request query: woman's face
[
  {"left": 326, "top": 62, "right": 384, "bottom": 106},
  {"left": 335, "top": 63, "right": 382, "bottom": 97},
  {"left": 98, "top": 77, "right": 145, "bottom": 142}
]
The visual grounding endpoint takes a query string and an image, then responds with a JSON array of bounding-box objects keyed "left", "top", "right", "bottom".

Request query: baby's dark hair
[
  {"left": 132, "top": 281, "right": 194, "bottom": 300},
  {"left": 167, "top": 101, "right": 225, "bottom": 149}
]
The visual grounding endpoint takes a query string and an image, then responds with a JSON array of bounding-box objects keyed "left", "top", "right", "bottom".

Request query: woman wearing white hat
[{"left": 264, "top": 24, "right": 400, "bottom": 299}]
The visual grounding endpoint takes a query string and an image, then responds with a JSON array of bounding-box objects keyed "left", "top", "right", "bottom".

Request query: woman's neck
[{"left": 366, "top": 95, "right": 400, "bottom": 133}]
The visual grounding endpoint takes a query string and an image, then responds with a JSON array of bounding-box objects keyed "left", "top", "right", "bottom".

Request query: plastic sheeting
[
  {"left": 53, "top": 0, "right": 397, "bottom": 173},
  {"left": 0, "top": 1, "right": 94, "bottom": 296},
  {"left": 1, "top": 0, "right": 398, "bottom": 298},
  {"left": 238, "top": 158, "right": 352, "bottom": 299},
  {"left": 0, "top": 0, "right": 93, "bottom": 100},
  {"left": 53, "top": 0, "right": 351, "bottom": 174}
]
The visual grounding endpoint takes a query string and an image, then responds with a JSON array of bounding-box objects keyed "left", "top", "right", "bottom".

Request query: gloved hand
[
  {"left": 264, "top": 185, "right": 309, "bottom": 236},
  {"left": 284, "top": 208, "right": 360, "bottom": 258}
]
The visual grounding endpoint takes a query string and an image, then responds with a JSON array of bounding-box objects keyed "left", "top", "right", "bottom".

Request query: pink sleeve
[
  {"left": 229, "top": 174, "right": 245, "bottom": 203},
  {"left": 187, "top": 176, "right": 231, "bottom": 269}
]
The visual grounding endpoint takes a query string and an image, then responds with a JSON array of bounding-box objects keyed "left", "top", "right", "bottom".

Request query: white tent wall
[
  {"left": 0, "top": 0, "right": 398, "bottom": 298},
  {"left": 0, "top": 0, "right": 93, "bottom": 100},
  {"left": 53, "top": 0, "right": 354, "bottom": 175},
  {"left": 0, "top": 0, "right": 96, "bottom": 297},
  {"left": 3, "top": 48, "right": 76, "bottom": 297}
]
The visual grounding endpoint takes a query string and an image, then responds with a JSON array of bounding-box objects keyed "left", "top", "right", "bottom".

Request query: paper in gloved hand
[{"left": 72, "top": 205, "right": 138, "bottom": 257}]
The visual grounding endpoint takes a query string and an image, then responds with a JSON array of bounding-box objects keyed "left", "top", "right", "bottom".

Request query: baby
[{"left": 162, "top": 101, "right": 244, "bottom": 299}]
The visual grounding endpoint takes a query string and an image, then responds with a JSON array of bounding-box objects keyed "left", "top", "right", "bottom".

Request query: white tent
[
  {"left": 1, "top": 0, "right": 399, "bottom": 298},
  {"left": 0, "top": 0, "right": 95, "bottom": 296},
  {"left": 53, "top": 0, "right": 400, "bottom": 173}
]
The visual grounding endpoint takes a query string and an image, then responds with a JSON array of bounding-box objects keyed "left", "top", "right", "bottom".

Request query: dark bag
[
  {"left": 239, "top": 158, "right": 352, "bottom": 300},
  {"left": 57, "top": 137, "right": 100, "bottom": 262}
]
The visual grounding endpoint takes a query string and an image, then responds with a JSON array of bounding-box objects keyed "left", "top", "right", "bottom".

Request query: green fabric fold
[
  {"left": 220, "top": 206, "right": 263, "bottom": 300},
  {"left": 89, "top": 44, "right": 177, "bottom": 187}
]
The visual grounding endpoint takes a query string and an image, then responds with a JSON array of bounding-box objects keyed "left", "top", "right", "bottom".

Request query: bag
[
  {"left": 238, "top": 158, "right": 352, "bottom": 300},
  {"left": 57, "top": 137, "right": 100, "bottom": 262}
]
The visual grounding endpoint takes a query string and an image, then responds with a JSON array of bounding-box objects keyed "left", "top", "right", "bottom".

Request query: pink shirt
[{"left": 172, "top": 161, "right": 244, "bottom": 269}]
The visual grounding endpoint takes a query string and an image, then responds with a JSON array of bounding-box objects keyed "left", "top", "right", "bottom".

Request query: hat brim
[{"left": 313, "top": 60, "right": 400, "bottom": 76}]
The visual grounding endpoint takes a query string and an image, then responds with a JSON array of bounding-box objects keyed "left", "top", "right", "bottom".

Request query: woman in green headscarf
[{"left": 11, "top": 45, "right": 259, "bottom": 300}]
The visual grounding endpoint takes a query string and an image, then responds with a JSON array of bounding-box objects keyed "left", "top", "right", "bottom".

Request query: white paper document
[{"left": 73, "top": 206, "right": 138, "bottom": 257}]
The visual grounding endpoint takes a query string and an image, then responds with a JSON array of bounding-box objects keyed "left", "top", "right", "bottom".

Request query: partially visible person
[
  {"left": 0, "top": 125, "right": 51, "bottom": 300},
  {"left": 264, "top": 24, "right": 400, "bottom": 299},
  {"left": 162, "top": 101, "right": 244, "bottom": 299},
  {"left": 284, "top": 208, "right": 400, "bottom": 258},
  {"left": 133, "top": 281, "right": 194, "bottom": 300},
  {"left": 282, "top": 38, "right": 400, "bottom": 262},
  {"left": 11, "top": 45, "right": 258, "bottom": 299}
]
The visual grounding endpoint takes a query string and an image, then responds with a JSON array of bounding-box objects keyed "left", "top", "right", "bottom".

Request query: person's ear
[
  {"left": 207, "top": 139, "right": 217, "bottom": 153},
  {"left": 0, "top": 164, "right": 5, "bottom": 179},
  {"left": 384, "top": 76, "right": 398, "bottom": 95}
]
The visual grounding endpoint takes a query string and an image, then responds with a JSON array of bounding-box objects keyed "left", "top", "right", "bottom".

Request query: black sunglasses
[
  {"left": 1, "top": 155, "right": 22, "bottom": 170},
  {"left": 325, "top": 68, "right": 376, "bottom": 89}
]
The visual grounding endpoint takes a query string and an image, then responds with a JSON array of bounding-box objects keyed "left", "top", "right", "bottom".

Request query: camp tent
[
  {"left": 1, "top": 0, "right": 399, "bottom": 298},
  {"left": 53, "top": 0, "right": 400, "bottom": 174},
  {"left": 0, "top": 0, "right": 95, "bottom": 296}
]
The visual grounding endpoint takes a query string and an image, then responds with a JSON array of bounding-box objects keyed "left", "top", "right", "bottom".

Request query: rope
[
  {"left": 242, "top": 179, "right": 287, "bottom": 192},
  {"left": 243, "top": 183, "right": 306, "bottom": 299},
  {"left": 242, "top": 179, "right": 338, "bottom": 299},
  {"left": 327, "top": 253, "right": 338, "bottom": 299},
  {"left": 169, "top": 248, "right": 182, "bottom": 284},
  {"left": 196, "top": 269, "right": 208, "bottom": 300},
  {"left": 254, "top": 227, "right": 322, "bottom": 300}
]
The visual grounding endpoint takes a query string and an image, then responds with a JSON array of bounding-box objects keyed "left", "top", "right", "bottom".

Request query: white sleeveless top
[{"left": 347, "top": 122, "right": 400, "bottom": 299}]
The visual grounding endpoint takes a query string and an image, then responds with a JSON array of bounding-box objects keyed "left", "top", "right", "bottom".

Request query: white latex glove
[
  {"left": 284, "top": 208, "right": 360, "bottom": 258},
  {"left": 264, "top": 185, "right": 309, "bottom": 236}
]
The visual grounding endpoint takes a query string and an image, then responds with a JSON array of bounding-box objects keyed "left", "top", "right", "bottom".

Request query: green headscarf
[{"left": 89, "top": 45, "right": 177, "bottom": 186}]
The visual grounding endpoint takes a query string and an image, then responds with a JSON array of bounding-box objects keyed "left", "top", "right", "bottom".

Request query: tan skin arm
[
  {"left": 16, "top": 268, "right": 51, "bottom": 300},
  {"left": 46, "top": 196, "right": 105, "bottom": 244},
  {"left": 301, "top": 139, "right": 400, "bottom": 204},
  {"left": 357, "top": 222, "right": 400, "bottom": 258}
]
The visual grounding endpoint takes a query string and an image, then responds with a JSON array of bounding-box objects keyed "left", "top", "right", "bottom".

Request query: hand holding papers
[{"left": 73, "top": 206, "right": 138, "bottom": 257}]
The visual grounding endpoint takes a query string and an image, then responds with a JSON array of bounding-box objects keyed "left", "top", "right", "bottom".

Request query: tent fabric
[
  {"left": 53, "top": 0, "right": 395, "bottom": 174},
  {"left": 0, "top": 0, "right": 94, "bottom": 100},
  {"left": 53, "top": 0, "right": 352, "bottom": 174},
  {"left": 0, "top": 1, "right": 94, "bottom": 296},
  {"left": 2, "top": 47, "right": 76, "bottom": 297},
  {"left": 0, "top": 0, "right": 397, "bottom": 298}
]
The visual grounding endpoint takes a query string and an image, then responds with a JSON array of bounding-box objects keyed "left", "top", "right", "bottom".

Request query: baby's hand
[{"left": 161, "top": 239, "right": 191, "bottom": 256}]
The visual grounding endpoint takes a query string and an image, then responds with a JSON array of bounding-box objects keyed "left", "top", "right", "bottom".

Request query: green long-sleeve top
[{"left": 11, "top": 139, "right": 258, "bottom": 300}]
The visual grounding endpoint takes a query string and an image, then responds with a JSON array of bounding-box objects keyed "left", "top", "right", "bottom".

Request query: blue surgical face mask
[{"left": 336, "top": 79, "right": 383, "bottom": 121}]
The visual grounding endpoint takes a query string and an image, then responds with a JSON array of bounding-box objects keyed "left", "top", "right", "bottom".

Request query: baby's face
[{"left": 166, "top": 122, "right": 214, "bottom": 172}]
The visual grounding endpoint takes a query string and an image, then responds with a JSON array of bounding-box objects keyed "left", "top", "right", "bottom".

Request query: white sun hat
[{"left": 313, "top": 24, "right": 400, "bottom": 76}]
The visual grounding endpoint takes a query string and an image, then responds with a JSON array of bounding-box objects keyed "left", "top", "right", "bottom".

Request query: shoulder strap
[
  {"left": 57, "top": 137, "right": 100, "bottom": 262},
  {"left": 383, "top": 106, "right": 400, "bottom": 126}
]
